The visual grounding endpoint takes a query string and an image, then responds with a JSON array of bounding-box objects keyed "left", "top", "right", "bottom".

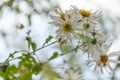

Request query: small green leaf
[
  {"left": 26, "top": 36, "right": 31, "bottom": 49},
  {"left": 32, "top": 63, "right": 42, "bottom": 74},
  {"left": 31, "top": 42, "right": 37, "bottom": 52},
  {"left": 43, "top": 35, "right": 53, "bottom": 46},
  {"left": 26, "top": 36, "right": 37, "bottom": 52},
  {"left": 49, "top": 52, "right": 59, "bottom": 60},
  {"left": 9, "top": 53, "right": 14, "bottom": 58}
]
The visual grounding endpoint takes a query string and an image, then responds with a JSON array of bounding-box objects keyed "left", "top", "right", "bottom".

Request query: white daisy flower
[
  {"left": 87, "top": 43, "right": 120, "bottom": 73},
  {"left": 56, "top": 70, "right": 83, "bottom": 80},
  {"left": 72, "top": 6, "right": 102, "bottom": 24},
  {"left": 71, "top": 6, "right": 101, "bottom": 39},
  {"left": 80, "top": 29, "right": 104, "bottom": 55},
  {"left": 50, "top": 8, "right": 83, "bottom": 42}
]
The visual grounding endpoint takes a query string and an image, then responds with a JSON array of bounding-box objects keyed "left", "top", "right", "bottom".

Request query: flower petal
[
  {"left": 108, "top": 51, "right": 120, "bottom": 57},
  {"left": 109, "top": 59, "right": 120, "bottom": 64}
]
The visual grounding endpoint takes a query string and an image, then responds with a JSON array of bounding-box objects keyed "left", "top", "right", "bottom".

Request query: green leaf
[
  {"left": 0, "top": 65, "right": 18, "bottom": 80},
  {"left": 9, "top": 53, "right": 14, "bottom": 58},
  {"left": 49, "top": 52, "right": 59, "bottom": 60},
  {"left": 5, "top": 65, "right": 18, "bottom": 77},
  {"left": 43, "top": 35, "right": 53, "bottom": 46},
  {"left": 26, "top": 36, "right": 31, "bottom": 49},
  {"left": 26, "top": 36, "right": 37, "bottom": 52},
  {"left": 31, "top": 42, "right": 37, "bottom": 52},
  {"left": 18, "top": 55, "right": 34, "bottom": 80},
  {"left": 0, "top": 70, "right": 4, "bottom": 77},
  {"left": 19, "top": 55, "right": 36, "bottom": 69},
  {"left": 32, "top": 63, "right": 42, "bottom": 74}
]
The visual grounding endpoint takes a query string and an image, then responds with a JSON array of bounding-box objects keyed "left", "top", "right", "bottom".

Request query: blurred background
[{"left": 0, "top": 0, "right": 120, "bottom": 80}]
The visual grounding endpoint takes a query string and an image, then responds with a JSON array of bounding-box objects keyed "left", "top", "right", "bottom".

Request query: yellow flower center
[
  {"left": 100, "top": 55, "right": 108, "bottom": 66},
  {"left": 63, "top": 22, "right": 72, "bottom": 32},
  {"left": 60, "top": 13, "right": 70, "bottom": 20},
  {"left": 79, "top": 10, "right": 91, "bottom": 17},
  {"left": 60, "top": 13, "right": 65, "bottom": 20}
]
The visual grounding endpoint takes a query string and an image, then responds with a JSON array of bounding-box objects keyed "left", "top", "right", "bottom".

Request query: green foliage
[
  {"left": 16, "top": 68, "right": 32, "bottom": 80},
  {"left": 32, "top": 63, "right": 42, "bottom": 75},
  {"left": 0, "top": 0, "right": 61, "bottom": 80},
  {"left": 17, "top": 55, "right": 37, "bottom": 79},
  {"left": 6, "top": 0, "right": 14, "bottom": 7},
  {"left": 19, "top": 55, "right": 36, "bottom": 70},
  {"left": 26, "top": 36, "right": 37, "bottom": 52},
  {"left": 31, "top": 42, "right": 37, "bottom": 52},
  {"left": 43, "top": 35, "right": 54, "bottom": 46},
  {"left": 49, "top": 52, "right": 59, "bottom": 60},
  {"left": 9, "top": 53, "right": 14, "bottom": 58},
  {"left": 26, "top": 36, "right": 31, "bottom": 49},
  {"left": 0, "top": 65, "right": 18, "bottom": 80}
]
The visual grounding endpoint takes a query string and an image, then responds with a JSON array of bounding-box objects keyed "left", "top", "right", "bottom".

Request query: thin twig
[
  {"left": 30, "top": 41, "right": 57, "bottom": 54},
  {"left": 9, "top": 41, "right": 58, "bottom": 61}
]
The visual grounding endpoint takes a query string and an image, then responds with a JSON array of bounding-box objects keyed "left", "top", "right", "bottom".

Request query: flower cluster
[
  {"left": 50, "top": 6, "right": 102, "bottom": 43},
  {"left": 50, "top": 5, "right": 120, "bottom": 74}
]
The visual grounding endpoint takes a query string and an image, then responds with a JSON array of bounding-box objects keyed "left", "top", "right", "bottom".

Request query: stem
[
  {"left": 9, "top": 41, "right": 81, "bottom": 65},
  {"left": 43, "top": 45, "right": 80, "bottom": 64},
  {"left": 30, "top": 41, "right": 58, "bottom": 54},
  {"left": 9, "top": 41, "right": 58, "bottom": 61},
  {"left": 9, "top": 56, "right": 23, "bottom": 61}
]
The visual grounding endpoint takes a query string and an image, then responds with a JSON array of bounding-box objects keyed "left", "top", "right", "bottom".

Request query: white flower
[
  {"left": 50, "top": 7, "right": 83, "bottom": 42},
  {"left": 72, "top": 6, "right": 102, "bottom": 23},
  {"left": 87, "top": 43, "right": 120, "bottom": 73},
  {"left": 49, "top": 6, "right": 102, "bottom": 43},
  {"left": 81, "top": 33, "right": 105, "bottom": 56},
  {"left": 56, "top": 70, "right": 83, "bottom": 80},
  {"left": 71, "top": 6, "right": 102, "bottom": 39}
]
